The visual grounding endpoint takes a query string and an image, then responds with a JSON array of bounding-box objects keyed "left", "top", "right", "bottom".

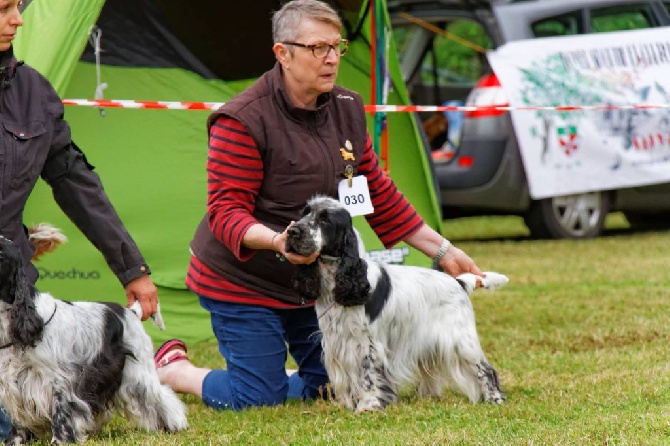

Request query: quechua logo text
[{"left": 38, "top": 268, "right": 101, "bottom": 280}]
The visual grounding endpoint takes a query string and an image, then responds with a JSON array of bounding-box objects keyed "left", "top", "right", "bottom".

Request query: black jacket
[{"left": 0, "top": 47, "right": 149, "bottom": 285}]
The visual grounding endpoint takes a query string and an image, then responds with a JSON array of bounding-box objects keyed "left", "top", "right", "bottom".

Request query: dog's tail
[
  {"left": 129, "top": 300, "right": 166, "bottom": 330},
  {"left": 457, "top": 272, "right": 509, "bottom": 295},
  {"left": 28, "top": 223, "right": 67, "bottom": 261}
]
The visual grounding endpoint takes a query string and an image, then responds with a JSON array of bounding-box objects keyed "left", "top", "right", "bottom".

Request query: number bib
[{"left": 338, "top": 175, "right": 374, "bottom": 216}]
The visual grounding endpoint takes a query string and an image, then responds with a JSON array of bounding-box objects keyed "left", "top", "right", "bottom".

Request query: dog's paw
[
  {"left": 483, "top": 392, "right": 506, "bottom": 404},
  {"left": 355, "top": 396, "right": 383, "bottom": 413},
  {"left": 6, "top": 426, "right": 36, "bottom": 445}
]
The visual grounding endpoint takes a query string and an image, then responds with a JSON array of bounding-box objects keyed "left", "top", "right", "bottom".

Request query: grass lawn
[{"left": 41, "top": 214, "right": 670, "bottom": 444}]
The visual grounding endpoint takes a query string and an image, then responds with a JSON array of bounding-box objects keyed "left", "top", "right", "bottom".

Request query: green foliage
[
  {"left": 31, "top": 213, "right": 670, "bottom": 445},
  {"left": 430, "top": 20, "right": 492, "bottom": 83},
  {"left": 591, "top": 11, "right": 653, "bottom": 32},
  {"left": 393, "top": 19, "right": 492, "bottom": 86}
]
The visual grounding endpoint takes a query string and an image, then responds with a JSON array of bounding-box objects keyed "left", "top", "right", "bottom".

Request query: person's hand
[
  {"left": 272, "top": 223, "right": 319, "bottom": 265},
  {"left": 125, "top": 275, "right": 158, "bottom": 321},
  {"left": 437, "top": 245, "right": 483, "bottom": 277},
  {"left": 283, "top": 249, "right": 320, "bottom": 265}
]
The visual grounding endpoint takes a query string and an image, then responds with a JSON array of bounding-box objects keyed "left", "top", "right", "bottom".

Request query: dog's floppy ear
[
  {"left": 292, "top": 262, "right": 322, "bottom": 302},
  {"left": 333, "top": 225, "right": 370, "bottom": 306},
  {"left": 7, "top": 262, "right": 44, "bottom": 347}
]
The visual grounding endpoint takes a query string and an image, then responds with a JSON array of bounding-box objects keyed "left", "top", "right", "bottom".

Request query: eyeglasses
[{"left": 282, "top": 39, "right": 349, "bottom": 58}]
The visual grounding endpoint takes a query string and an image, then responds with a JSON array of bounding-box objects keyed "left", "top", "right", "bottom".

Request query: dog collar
[
  {"left": 319, "top": 254, "right": 341, "bottom": 264},
  {"left": 0, "top": 303, "right": 57, "bottom": 350}
]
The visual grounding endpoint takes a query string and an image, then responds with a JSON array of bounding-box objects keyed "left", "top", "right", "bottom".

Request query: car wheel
[
  {"left": 524, "top": 192, "right": 609, "bottom": 239},
  {"left": 623, "top": 211, "right": 670, "bottom": 230}
]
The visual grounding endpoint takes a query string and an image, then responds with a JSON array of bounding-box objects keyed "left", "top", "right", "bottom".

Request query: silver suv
[{"left": 389, "top": 0, "right": 670, "bottom": 239}]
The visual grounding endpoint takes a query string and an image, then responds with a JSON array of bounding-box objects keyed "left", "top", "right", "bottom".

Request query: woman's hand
[
  {"left": 272, "top": 223, "right": 319, "bottom": 265},
  {"left": 437, "top": 244, "right": 483, "bottom": 277},
  {"left": 124, "top": 275, "right": 158, "bottom": 321}
]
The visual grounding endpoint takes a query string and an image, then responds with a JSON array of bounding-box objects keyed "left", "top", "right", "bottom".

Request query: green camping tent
[{"left": 15, "top": 0, "right": 442, "bottom": 345}]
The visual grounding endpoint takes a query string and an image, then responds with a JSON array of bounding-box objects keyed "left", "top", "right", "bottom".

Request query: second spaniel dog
[
  {"left": 286, "top": 195, "right": 507, "bottom": 412},
  {"left": 0, "top": 235, "right": 187, "bottom": 443}
]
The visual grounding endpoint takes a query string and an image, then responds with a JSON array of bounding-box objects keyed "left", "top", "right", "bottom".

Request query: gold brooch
[{"left": 339, "top": 140, "right": 355, "bottom": 161}]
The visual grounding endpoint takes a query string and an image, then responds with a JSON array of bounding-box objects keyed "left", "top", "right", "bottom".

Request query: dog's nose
[{"left": 288, "top": 226, "right": 301, "bottom": 238}]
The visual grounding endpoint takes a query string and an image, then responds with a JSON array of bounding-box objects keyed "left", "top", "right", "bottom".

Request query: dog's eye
[
  {"left": 301, "top": 205, "right": 312, "bottom": 217},
  {"left": 317, "top": 214, "right": 330, "bottom": 225}
]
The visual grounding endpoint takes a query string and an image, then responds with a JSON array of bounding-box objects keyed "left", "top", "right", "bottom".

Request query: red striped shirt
[{"left": 186, "top": 116, "right": 424, "bottom": 308}]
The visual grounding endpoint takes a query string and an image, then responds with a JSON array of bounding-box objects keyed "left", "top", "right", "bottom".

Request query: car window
[
  {"left": 428, "top": 20, "right": 492, "bottom": 86},
  {"left": 531, "top": 3, "right": 657, "bottom": 38},
  {"left": 394, "top": 19, "right": 492, "bottom": 94},
  {"left": 666, "top": 2, "right": 670, "bottom": 16},
  {"left": 393, "top": 18, "right": 492, "bottom": 150},
  {"left": 589, "top": 4, "right": 657, "bottom": 32},
  {"left": 532, "top": 12, "right": 582, "bottom": 37}
]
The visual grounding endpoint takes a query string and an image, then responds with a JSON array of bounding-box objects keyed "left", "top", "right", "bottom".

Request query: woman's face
[
  {"left": 274, "top": 18, "right": 343, "bottom": 108},
  {"left": 0, "top": 0, "right": 22, "bottom": 52}
]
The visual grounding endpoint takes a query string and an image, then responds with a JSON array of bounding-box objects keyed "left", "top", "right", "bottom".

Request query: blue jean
[
  {"left": 199, "top": 297, "right": 329, "bottom": 410},
  {"left": 0, "top": 406, "right": 11, "bottom": 439}
]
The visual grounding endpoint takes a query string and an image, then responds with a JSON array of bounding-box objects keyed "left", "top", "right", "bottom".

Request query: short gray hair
[{"left": 272, "top": 0, "right": 343, "bottom": 43}]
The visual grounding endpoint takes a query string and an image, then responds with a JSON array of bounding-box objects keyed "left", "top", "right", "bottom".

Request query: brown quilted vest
[{"left": 190, "top": 63, "right": 367, "bottom": 304}]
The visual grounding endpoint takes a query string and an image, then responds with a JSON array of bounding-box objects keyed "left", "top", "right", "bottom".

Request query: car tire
[
  {"left": 524, "top": 192, "right": 609, "bottom": 239},
  {"left": 623, "top": 211, "right": 670, "bottom": 230}
]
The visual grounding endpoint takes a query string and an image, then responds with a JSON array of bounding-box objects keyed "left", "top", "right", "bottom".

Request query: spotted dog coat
[
  {"left": 287, "top": 195, "right": 507, "bottom": 412},
  {"left": 0, "top": 236, "right": 187, "bottom": 443}
]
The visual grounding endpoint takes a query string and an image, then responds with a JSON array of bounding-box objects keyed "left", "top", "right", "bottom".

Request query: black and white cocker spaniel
[
  {"left": 287, "top": 195, "right": 507, "bottom": 412},
  {"left": 0, "top": 235, "right": 187, "bottom": 443}
]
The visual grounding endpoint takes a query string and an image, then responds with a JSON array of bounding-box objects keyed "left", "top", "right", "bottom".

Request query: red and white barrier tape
[
  {"left": 62, "top": 99, "right": 225, "bottom": 110},
  {"left": 62, "top": 98, "right": 670, "bottom": 112},
  {"left": 368, "top": 104, "right": 670, "bottom": 112}
]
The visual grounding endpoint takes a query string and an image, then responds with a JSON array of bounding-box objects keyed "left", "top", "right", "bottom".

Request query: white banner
[{"left": 487, "top": 28, "right": 670, "bottom": 199}]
